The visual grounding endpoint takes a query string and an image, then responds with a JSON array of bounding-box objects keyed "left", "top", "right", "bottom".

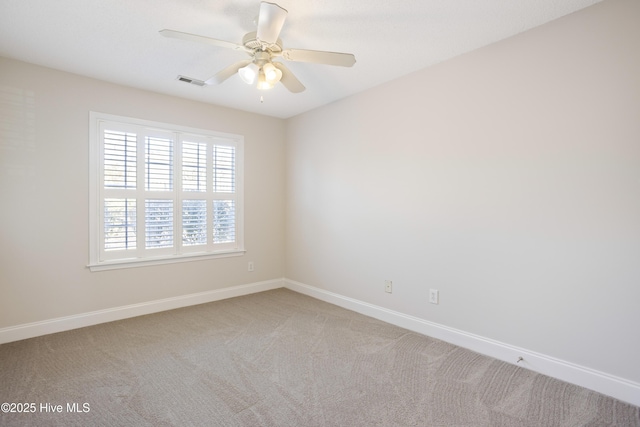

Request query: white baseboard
[
  {"left": 284, "top": 278, "right": 640, "bottom": 407},
  {"left": 2, "top": 277, "right": 638, "bottom": 407},
  {"left": 0, "top": 278, "right": 284, "bottom": 345}
]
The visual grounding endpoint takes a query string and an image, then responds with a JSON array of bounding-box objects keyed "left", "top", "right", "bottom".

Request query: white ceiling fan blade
[
  {"left": 205, "top": 60, "right": 253, "bottom": 85},
  {"left": 273, "top": 62, "right": 305, "bottom": 93},
  {"left": 160, "top": 29, "right": 248, "bottom": 52},
  {"left": 256, "top": 2, "right": 288, "bottom": 45},
  {"left": 281, "top": 48, "right": 356, "bottom": 67}
]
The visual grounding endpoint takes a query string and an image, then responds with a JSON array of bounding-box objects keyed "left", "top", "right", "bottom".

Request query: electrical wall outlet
[
  {"left": 248, "top": 261, "right": 254, "bottom": 272},
  {"left": 384, "top": 280, "right": 393, "bottom": 293},
  {"left": 429, "top": 289, "right": 439, "bottom": 304}
]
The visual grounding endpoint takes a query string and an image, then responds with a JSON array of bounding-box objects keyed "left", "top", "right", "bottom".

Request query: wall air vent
[{"left": 177, "top": 75, "right": 206, "bottom": 86}]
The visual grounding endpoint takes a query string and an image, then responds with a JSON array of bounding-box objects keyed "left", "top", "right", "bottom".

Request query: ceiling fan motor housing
[{"left": 243, "top": 31, "right": 282, "bottom": 54}]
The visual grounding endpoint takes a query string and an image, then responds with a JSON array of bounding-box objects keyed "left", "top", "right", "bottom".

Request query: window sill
[{"left": 88, "top": 249, "right": 246, "bottom": 272}]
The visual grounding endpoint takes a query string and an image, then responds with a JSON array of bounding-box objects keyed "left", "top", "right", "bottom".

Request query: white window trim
[{"left": 88, "top": 112, "right": 245, "bottom": 272}]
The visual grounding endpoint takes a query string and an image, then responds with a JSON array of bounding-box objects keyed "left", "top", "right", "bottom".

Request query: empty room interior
[{"left": 1, "top": 0, "right": 639, "bottom": 425}]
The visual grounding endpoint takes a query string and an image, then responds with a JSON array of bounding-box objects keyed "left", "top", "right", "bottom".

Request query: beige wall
[
  {"left": 0, "top": 57, "right": 286, "bottom": 326},
  {"left": 285, "top": 0, "right": 640, "bottom": 383}
]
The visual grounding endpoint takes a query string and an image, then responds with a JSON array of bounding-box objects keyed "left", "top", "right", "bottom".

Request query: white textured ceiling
[{"left": 0, "top": 0, "right": 602, "bottom": 118}]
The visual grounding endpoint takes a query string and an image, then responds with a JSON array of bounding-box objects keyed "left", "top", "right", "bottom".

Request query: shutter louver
[
  {"left": 104, "top": 130, "right": 136, "bottom": 189},
  {"left": 146, "top": 136, "right": 173, "bottom": 191},
  {"left": 213, "top": 200, "right": 235, "bottom": 244},
  {"left": 182, "top": 141, "right": 207, "bottom": 192},
  {"left": 212, "top": 145, "right": 235, "bottom": 193},
  {"left": 104, "top": 198, "right": 136, "bottom": 250},
  {"left": 145, "top": 199, "right": 173, "bottom": 248},
  {"left": 182, "top": 200, "right": 207, "bottom": 246}
]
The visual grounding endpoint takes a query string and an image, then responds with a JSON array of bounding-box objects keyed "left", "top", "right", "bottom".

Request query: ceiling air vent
[{"left": 177, "top": 75, "right": 205, "bottom": 86}]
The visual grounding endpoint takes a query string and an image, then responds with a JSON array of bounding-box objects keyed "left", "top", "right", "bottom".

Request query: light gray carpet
[{"left": 0, "top": 288, "right": 638, "bottom": 426}]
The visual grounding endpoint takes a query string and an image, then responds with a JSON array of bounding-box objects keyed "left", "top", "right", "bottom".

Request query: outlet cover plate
[
  {"left": 429, "top": 289, "right": 439, "bottom": 304},
  {"left": 385, "top": 280, "right": 392, "bottom": 293}
]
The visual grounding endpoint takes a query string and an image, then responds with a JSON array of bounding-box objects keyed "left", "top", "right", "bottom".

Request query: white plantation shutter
[
  {"left": 181, "top": 141, "right": 208, "bottom": 248},
  {"left": 212, "top": 144, "right": 237, "bottom": 245},
  {"left": 145, "top": 199, "right": 174, "bottom": 248},
  {"left": 212, "top": 145, "right": 235, "bottom": 193},
  {"left": 102, "top": 130, "right": 138, "bottom": 254},
  {"left": 89, "top": 113, "right": 244, "bottom": 270},
  {"left": 145, "top": 136, "right": 173, "bottom": 191},
  {"left": 213, "top": 200, "right": 235, "bottom": 244},
  {"left": 182, "top": 141, "right": 207, "bottom": 192},
  {"left": 104, "top": 198, "right": 136, "bottom": 250},
  {"left": 104, "top": 131, "right": 136, "bottom": 189},
  {"left": 182, "top": 199, "right": 207, "bottom": 246}
]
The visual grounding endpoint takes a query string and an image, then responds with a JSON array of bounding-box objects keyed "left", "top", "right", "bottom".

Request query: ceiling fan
[{"left": 160, "top": 1, "right": 356, "bottom": 93}]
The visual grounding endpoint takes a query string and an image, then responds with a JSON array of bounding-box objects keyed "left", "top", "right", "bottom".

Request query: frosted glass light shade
[
  {"left": 262, "top": 62, "right": 282, "bottom": 85},
  {"left": 257, "top": 71, "right": 274, "bottom": 90},
  {"left": 238, "top": 63, "right": 259, "bottom": 84}
]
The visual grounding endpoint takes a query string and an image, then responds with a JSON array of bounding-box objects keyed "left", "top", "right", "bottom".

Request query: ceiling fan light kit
[
  {"left": 160, "top": 1, "right": 355, "bottom": 93},
  {"left": 238, "top": 51, "right": 282, "bottom": 90}
]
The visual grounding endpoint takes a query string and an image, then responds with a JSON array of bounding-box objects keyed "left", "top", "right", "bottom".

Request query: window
[{"left": 89, "top": 112, "right": 244, "bottom": 271}]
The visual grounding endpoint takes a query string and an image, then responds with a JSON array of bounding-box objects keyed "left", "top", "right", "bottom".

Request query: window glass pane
[
  {"left": 104, "top": 130, "right": 136, "bottom": 189},
  {"left": 145, "top": 199, "right": 173, "bottom": 248},
  {"left": 213, "top": 200, "right": 235, "bottom": 244},
  {"left": 212, "top": 145, "right": 235, "bottom": 193},
  {"left": 182, "top": 200, "right": 207, "bottom": 246},
  {"left": 146, "top": 136, "right": 173, "bottom": 191},
  {"left": 182, "top": 141, "right": 207, "bottom": 192},
  {"left": 104, "top": 198, "right": 136, "bottom": 250}
]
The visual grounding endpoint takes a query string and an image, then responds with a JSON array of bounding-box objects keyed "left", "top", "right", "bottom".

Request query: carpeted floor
[{"left": 1, "top": 288, "right": 638, "bottom": 426}]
